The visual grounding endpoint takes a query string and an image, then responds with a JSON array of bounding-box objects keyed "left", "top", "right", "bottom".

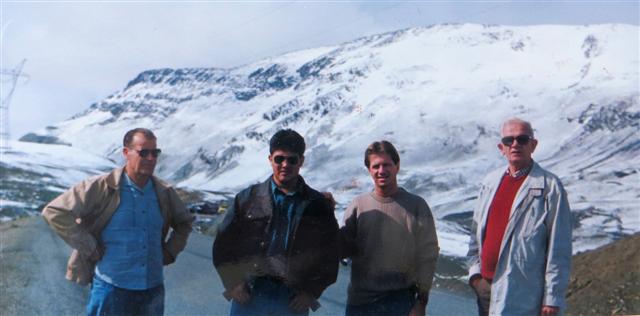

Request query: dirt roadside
[{"left": 566, "top": 232, "right": 640, "bottom": 315}]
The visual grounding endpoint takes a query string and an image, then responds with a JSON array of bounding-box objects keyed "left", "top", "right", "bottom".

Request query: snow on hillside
[
  {"left": 21, "top": 24, "right": 640, "bottom": 256},
  {"left": 0, "top": 141, "right": 116, "bottom": 221}
]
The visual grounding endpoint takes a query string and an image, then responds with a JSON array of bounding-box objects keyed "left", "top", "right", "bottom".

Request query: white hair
[{"left": 501, "top": 118, "right": 534, "bottom": 137}]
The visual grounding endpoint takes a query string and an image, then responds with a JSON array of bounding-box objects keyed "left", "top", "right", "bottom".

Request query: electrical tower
[{"left": 1, "top": 59, "right": 28, "bottom": 151}]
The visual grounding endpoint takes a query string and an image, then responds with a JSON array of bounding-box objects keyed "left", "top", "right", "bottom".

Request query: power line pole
[{"left": 1, "top": 59, "right": 28, "bottom": 151}]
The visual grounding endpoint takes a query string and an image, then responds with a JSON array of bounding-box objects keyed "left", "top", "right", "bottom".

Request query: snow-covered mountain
[
  {"left": 0, "top": 141, "right": 116, "bottom": 221},
  {"left": 21, "top": 24, "right": 639, "bottom": 256}
]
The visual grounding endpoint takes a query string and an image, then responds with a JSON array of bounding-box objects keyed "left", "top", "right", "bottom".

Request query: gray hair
[{"left": 501, "top": 118, "right": 534, "bottom": 137}]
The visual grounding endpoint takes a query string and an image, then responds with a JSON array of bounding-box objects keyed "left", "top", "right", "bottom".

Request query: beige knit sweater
[{"left": 340, "top": 188, "right": 439, "bottom": 305}]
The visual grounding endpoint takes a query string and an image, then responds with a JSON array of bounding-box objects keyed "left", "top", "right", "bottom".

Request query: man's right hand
[
  {"left": 228, "top": 283, "right": 250, "bottom": 304},
  {"left": 88, "top": 245, "right": 104, "bottom": 262},
  {"left": 322, "top": 192, "right": 336, "bottom": 209},
  {"left": 472, "top": 277, "right": 491, "bottom": 299}
]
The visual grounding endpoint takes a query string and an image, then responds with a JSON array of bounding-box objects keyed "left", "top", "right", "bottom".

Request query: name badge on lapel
[{"left": 530, "top": 188, "right": 543, "bottom": 197}]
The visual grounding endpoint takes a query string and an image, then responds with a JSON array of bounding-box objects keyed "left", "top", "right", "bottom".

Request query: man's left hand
[
  {"left": 409, "top": 301, "right": 426, "bottom": 316},
  {"left": 162, "top": 248, "right": 175, "bottom": 265},
  {"left": 541, "top": 305, "right": 559, "bottom": 316},
  {"left": 289, "top": 292, "right": 316, "bottom": 312}
]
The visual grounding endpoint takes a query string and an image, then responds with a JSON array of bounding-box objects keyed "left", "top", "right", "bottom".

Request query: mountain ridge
[{"left": 17, "top": 23, "right": 640, "bottom": 257}]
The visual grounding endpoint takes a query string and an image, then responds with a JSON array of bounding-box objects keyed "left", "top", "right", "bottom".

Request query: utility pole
[{"left": 1, "top": 59, "right": 28, "bottom": 151}]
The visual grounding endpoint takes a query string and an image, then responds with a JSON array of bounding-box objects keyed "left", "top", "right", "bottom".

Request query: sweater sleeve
[
  {"left": 415, "top": 200, "right": 439, "bottom": 296},
  {"left": 339, "top": 199, "right": 358, "bottom": 259}
]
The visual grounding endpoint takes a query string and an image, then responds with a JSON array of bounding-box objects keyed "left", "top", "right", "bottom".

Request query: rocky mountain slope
[
  {"left": 17, "top": 23, "right": 640, "bottom": 257},
  {"left": 0, "top": 141, "right": 116, "bottom": 221},
  {"left": 566, "top": 233, "right": 640, "bottom": 315}
]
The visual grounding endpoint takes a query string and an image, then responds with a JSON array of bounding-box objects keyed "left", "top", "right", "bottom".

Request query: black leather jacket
[{"left": 212, "top": 177, "right": 339, "bottom": 299}]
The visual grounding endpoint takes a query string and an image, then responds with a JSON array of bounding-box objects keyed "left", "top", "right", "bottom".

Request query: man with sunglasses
[
  {"left": 213, "top": 129, "right": 339, "bottom": 316},
  {"left": 42, "top": 128, "right": 193, "bottom": 315},
  {"left": 467, "top": 118, "right": 572, "bottom": 316}
]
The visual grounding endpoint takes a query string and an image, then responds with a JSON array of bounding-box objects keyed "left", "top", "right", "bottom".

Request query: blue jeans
[
  {"left": 86, "top": 276, "right": 165, "bottom": 316},
  {"left": 345, "top": 289, "right": 416, "bottom": 316},
  {"left": 230, "top": 278, "right": 308, "bottom": 316}
]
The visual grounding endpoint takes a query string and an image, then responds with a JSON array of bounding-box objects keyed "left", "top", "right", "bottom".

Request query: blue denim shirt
[
  {"left": 267, "top": 179, "right": 304, "bottom": 256},
  {"left": 95, "top": 173, "right": 164, "bottom": 290}
]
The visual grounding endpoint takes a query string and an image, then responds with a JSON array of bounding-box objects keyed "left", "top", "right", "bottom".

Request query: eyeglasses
[
  {"left": 131, "top": 148, "right": 162, "bottom": 158},
  {"left": 273, "top": 155, "right": 299, "bottom": 165},
  {"left": 501, "top": 135, "right": 533, "bottom": 146}
]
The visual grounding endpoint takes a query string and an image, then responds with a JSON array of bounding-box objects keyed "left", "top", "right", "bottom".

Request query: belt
[{"left": 256, "top": 275, "right": 286, "bottom": 284}]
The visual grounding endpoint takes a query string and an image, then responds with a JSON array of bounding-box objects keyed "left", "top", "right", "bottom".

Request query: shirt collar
[
  {"left": 122, "top": 172, "right": 153, "bottom": 193},
  {"left": 270, "top": 177, "right": 301, "bottom": 197},
  {"left": 506, "top": 162, "right": 533, "bottom": 179}
]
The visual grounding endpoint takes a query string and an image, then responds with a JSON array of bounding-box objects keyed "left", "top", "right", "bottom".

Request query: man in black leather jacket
[{"left": 213, "top": 129, "right": 339, "bottom": 316}]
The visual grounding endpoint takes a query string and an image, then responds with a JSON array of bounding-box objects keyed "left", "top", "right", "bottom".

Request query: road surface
[{"left": 0, "top": 218, "right": 476, "bottom": 315}]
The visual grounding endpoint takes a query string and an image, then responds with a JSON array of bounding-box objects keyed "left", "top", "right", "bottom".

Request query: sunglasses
[
  {"left": 273, "top": 155, "right": 299, "bottom": 165},
  {"left": 501, "top": 135, "right": 532, "bottom": 146},
  {"left": 131, "top": 148, "right": 162, "bottom": 158}
]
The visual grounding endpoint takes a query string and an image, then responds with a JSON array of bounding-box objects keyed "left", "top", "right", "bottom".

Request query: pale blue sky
[{"left": 2, "top": 1, "right": 638, "bottom": 139}]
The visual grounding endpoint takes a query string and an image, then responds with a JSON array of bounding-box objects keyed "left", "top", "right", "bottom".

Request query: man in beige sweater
[{"left": 340, "top": 141, "right": 439, "bottom": 316}]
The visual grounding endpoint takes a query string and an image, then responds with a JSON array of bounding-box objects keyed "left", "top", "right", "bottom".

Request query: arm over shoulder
[{"left": 339, "top": 198, "right": 359, "bottom": 259}]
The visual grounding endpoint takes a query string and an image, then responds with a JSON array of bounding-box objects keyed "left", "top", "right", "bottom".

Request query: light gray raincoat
[{"left": 468, "top": 162, "right": 572, "bottom": 315}]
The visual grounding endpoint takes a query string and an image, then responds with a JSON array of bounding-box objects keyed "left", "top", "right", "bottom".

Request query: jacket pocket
[{"left": 519, "top": 192, "right": 547, "bottom": 240}]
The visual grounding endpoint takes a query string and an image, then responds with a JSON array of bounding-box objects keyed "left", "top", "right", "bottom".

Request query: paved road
[
  {"left": 1, "top": 218, "right": 476, "bottom": 315},
  {"left": 1, "top": 218, "right": 87, "bottom": 315}
]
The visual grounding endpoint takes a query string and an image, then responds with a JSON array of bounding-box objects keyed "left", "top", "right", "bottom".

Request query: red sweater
[{"left": 481, "top": 173, "right": 527, "bottom": 280}]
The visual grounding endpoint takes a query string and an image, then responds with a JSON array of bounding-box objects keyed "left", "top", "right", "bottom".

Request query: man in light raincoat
[{"left": 468, "top": 118, "right": 572, "bottom": 316}]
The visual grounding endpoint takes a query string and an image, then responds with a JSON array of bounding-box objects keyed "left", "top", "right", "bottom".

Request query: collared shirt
[
  {"left": 506, "top": 163, "right": 532, "bottom": 178},
  {"left": 267, "top": 178, "right": 304, "bottom": 256},
  {"left": 95, "top": 173, "right": 164, "bottom": 290}
]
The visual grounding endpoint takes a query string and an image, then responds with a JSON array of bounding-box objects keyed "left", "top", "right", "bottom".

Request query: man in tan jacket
[{"left": 42, "top": 128, "right": 192, "bottom": 316}]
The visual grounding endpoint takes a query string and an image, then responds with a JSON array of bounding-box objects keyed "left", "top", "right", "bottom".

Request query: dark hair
[
  {"left": 123, "top": 128, "right": 156, "bottom": 147},
  {"left": 269, "top": 129, "right": 305, "bottom": 156},
  {"left": 364, "top": 141, "right": 400, "bottom": 168}
]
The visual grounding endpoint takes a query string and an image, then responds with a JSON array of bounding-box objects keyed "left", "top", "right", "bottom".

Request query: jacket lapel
[
  {"left": 479, "top": 168, "right": 505, "bottom": 243},
  {"left": 152, "top": 175, "right": 171, "bottom": 222},
  {"left": 255, "top": 177, "right": 273, "bottom": 217},
  {"left": 499, "top": 162, "right": 545, "bottom": 254},
  {"left": 89, "top": 167, "right": 124, "bottom": 235}
]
